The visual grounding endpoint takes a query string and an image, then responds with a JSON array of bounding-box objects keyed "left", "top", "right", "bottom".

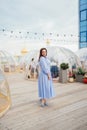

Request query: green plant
[
  {"left": 76, "top": 67, "right": 85, "bottom": 75},
  {"left": 60, "top": 63, "right": 69, "bottom": 70}
]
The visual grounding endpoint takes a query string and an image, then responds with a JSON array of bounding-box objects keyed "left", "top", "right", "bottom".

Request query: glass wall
[
  {"left": 79, "top": 0, "right": 87, "bottom": 48},
  {"left": 0, "top": 68, "right": 11, "bottom": 117}
]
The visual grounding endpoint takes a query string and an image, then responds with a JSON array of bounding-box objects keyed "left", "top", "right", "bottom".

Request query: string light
[{"left": 0, "top": 28, "right": 80, "bottom": 43}]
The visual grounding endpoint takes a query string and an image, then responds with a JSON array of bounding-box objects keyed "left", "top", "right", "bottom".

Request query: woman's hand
[{"left": 47, "top": 74, "right": 51, "bottom": 80}]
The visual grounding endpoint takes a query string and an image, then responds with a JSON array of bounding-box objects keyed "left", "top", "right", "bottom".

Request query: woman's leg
[
  {"left": 40, "top": 99, "right": 45, "bottom": 107},
  {"left": 40, "top": 99, "right": 48, "bottom": 107},
  {"left": 44, "top": 99, "right": 48, "bottom": 106}
]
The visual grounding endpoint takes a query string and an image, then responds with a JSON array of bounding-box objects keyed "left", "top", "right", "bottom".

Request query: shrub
[
  {"left": 60, "top": 63, "right": 69, "bottom": 70},
  {"left": 76, "top": 67, "right": 85, "bottom": 75}
]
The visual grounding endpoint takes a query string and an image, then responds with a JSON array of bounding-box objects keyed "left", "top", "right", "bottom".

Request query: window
[
  {"left": 80, "top": 32, "right": 87, "bottom": 42},
  {"left": 80, "top": 25, "right": 87, "bottom": 31},
  {"left": 81, "top": 10, "right": 87, "bottom": 21},
  {"left": 80, "top": 21, "right": 87, "bottom": 26},
  {"left": 80, "top": 0, "right": 87, "bottom": 5},
  {"left": 80, "top": 42, "right": 87, "bottom": 48},
  {"left": 80, "top": 4, "right": 87, "bottom": 11}
]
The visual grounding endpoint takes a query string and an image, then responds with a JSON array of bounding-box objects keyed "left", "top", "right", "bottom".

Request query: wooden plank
[{"left": 0, "top": 72, "right": 87, "bottom": 130}]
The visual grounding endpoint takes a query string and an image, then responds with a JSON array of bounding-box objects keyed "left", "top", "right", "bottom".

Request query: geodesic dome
[
  {"left": 76, "top": 48, "right": 87, "bottom": 70},
  {"left": 20, "top": 46, "right": 81, "bottom": 69},
  {"left": 0, "top": 50, "right": 17, "bottom": 72},
  {"left": 0, "top": 68, "right": 11, "bottom": 117}
]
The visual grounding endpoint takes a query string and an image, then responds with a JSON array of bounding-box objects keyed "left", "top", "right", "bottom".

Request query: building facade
[{"left": 79, "top": 0, "right": 87, "bottom": 48}]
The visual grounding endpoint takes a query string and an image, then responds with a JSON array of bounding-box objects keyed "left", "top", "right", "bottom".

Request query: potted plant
[
  {"left": 83, "top": 73, "right": 87, "bottom": 84},
  {"left": 75, "top": 67, "right": 85, "bottom": 82},
  {"left": 59, "top": 63, "right": 69, "bottom": 83},
  {"left": 68, "top": 70, "right": 74, "bottom": 83},
  {"left": 60, "top": 63, "right": 69, "bottom": 70}
]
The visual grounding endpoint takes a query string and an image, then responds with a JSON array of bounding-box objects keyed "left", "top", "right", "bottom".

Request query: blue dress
[{"left": 38, "top": 56, "right": 55, "bottom": 99}]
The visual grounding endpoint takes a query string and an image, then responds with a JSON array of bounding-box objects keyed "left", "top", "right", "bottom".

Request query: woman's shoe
[
  {"left": 39, "top": 99, "right": 42, "bottom": 102},
  {"left": 40, "top": 102, "right": 44, "bottom": 107},
  {"left": 44, "top": 102, "right": 48, "bottom": 106}
]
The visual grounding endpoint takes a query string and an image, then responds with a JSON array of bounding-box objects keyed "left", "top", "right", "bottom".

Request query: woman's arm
[{"left": 40, "top": 57, "right": 50, "bottom": 75}]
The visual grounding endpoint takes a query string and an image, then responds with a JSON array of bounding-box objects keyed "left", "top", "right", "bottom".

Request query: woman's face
[{"left": 42, "top": 49, "right": 47, "bottom": 57}]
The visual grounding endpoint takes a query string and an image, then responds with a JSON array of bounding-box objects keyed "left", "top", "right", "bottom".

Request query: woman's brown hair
[{"left": 38, "top": 48, "right": 47, "bottom": 61}]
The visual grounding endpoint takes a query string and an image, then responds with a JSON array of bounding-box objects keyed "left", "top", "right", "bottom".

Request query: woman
[{"left": 38, "top": 48, "right": 55, "bottom": 107}]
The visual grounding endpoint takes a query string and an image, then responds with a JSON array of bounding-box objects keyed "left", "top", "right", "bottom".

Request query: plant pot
[
  {"left": 75, "top": 74, "right": 84, "bottom": 82},
  {"left": 59, "top": 69, "right": 68, "bottom": 83},
  {"left": 83, "top": 78, "right": 87, "bottom": 84},
  {"left": 68, "top": 77, "right": 74, "bottom": 83}
]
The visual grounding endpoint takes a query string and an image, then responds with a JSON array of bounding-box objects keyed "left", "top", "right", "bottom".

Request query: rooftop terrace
[{"left": 0, "top": 72, "right": 87, "bottom": 130}]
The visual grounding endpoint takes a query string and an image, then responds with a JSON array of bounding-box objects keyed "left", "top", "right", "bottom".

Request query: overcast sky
[{"left": 0, "top": 0, "right": 79, "bottom": 55}]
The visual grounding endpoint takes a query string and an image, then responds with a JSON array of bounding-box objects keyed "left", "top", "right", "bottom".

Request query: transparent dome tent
[
  {"left": 0, "top": 68, "right": 11, "bottom": 117},
  {"left": 20, "top": 46, "right": 81, "bottom": 69},
  {"left": 76, "top": 48, "right": 87, "bottom": 70},
  {"left": 0, "top": 50, "right": 18, "bottom": 72}
]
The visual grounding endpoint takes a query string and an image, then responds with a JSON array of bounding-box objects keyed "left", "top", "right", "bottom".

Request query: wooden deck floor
[{"left": 0, "top": 72, "right": 87, "bottom": 130}]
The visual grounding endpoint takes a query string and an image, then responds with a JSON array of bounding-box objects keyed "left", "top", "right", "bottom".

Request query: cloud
[
  {"left": 0, "top": 0, "right": 78, "bottom": 32},
  {"left": 0, "top": 0, "right": 79, "bottom": 54}
]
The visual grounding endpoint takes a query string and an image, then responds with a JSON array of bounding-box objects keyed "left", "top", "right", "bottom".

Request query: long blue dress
[{"left": 38, "top": 56, "right": 55, "bottom": 99}]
